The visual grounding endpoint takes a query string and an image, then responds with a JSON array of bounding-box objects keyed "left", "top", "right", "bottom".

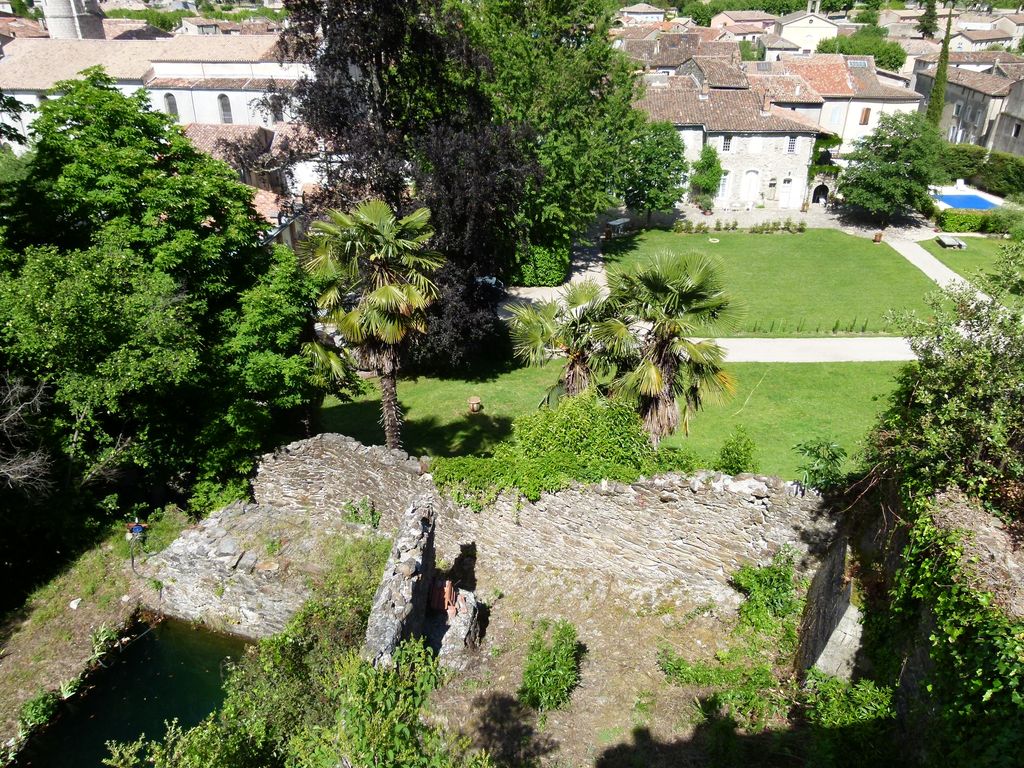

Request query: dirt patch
[{"left": 429, "top": 558, "right": 742, "bottom": 767}]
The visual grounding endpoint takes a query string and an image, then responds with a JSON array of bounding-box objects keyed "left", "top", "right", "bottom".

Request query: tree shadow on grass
[
  {"left": 318, "top": 397, "right": 513, "bottom": 457},
  {"left": 601, "top": 232, "right": 643, "bottom": 268}
]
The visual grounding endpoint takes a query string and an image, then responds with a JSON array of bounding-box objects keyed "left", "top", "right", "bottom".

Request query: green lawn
[
  {"left": 320, "top": 360, "right": 902, "bottom": 479},
  {"left": 603, "top": 229, "right": 939, "bottom": 336},
  {"left": 920, "top": 235, "right": 1006, "bottom": 282}
]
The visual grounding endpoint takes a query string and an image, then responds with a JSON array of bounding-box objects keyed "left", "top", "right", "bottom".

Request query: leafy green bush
[
  {"left": 794, "top": 438, "right": 848, "bottom": 490},
  {"left": 432, "top": 391, "right": 662, "bottom": 509},
  {"left": 936, "top": 208, "right": 989, "bottom": 233},
  {"left": 18, "top": 689, "right": 59, "bottom": 733},
  {"left": 984, "top": 204, "right": 1024, "bottom": 237},
  {"left": 938, "top": 143, "right": 1024, "bottom": 197},
  {"left": 519, "top": 620, "right": 583, "bottom": 712},
  {"left": 715, "top": 426, "right": 759, "bottom": 475},
  {"left": 803, "top": 669, "right": 896, "bottom": 768},
  {"left": 508, "top": 244, "right": 571, "bottom": 287}
]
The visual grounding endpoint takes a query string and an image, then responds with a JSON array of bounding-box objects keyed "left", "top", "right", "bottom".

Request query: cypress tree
[
  {"left": 926, "top": 7, "right": 953, "bottom": 128},
  {"left": 918, "top": 0, "right": 939, "bottom": 38}
]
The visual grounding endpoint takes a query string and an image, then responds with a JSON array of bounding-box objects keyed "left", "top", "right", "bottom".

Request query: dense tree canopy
[
  {"left": 816, "top": 26, "right": 906, "bottom": 72},
  {"left": 0, "top": 70, "right": 327, "bottom": 596},
  {"left": 620, "top": 121, "right": 688, "bottom": 222},
  {"left": 837, "top": 112, "right": 940, "bottom": 224}
]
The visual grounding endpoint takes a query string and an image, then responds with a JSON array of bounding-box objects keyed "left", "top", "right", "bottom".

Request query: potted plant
[{"left": 698, "top": 194, "right": 714, "bottom": 215}]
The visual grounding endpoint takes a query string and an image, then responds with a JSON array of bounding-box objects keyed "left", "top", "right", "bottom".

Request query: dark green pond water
[{"left": 16, "top": 618, "right": 247, "bottom": 768}]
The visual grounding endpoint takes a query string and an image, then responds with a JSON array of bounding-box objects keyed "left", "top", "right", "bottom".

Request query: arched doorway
[
  {"left": 812, "top": 183, "right": 830, "bottom": 204},
  {"left": 742, "top": 169, "right": 760, "bottom": 203}
]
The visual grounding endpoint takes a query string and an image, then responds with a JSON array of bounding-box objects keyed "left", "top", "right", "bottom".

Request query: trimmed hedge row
[{"left": 936, "top": 208, "right": 989, "bottom": 233}]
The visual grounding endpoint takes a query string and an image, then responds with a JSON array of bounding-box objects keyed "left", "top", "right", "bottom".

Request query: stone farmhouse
[
  {"left": 761, "top": 54, "right": 922, "bottom": 153},
  {"left": 638, "top": 83, "right": 823, "bottom": 210},
  {"left": 709, "top": 10, "right": 777, "bottom": 31},
  {"left": 949, "top": 28, "right": 1015, "bottom": 52},
  {"left": 914, "top": 52, "right": 1024, "bottom": 151}
]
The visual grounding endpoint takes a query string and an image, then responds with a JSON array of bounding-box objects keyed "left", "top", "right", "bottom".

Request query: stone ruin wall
[{"left": 144, "top": 433, "right": 840, "bottom": 641}]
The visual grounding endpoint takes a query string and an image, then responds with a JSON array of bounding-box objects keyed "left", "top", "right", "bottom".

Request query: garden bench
[{"left": 936, "top": 235, "right": 966, "bottom": 250}]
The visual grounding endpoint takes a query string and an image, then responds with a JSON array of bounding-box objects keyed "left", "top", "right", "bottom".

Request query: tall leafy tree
[
  {"left": 926, "top": 7, "right": 954, "bottom": 127},
  {"left": 506, "top": 279, "right": 612, "bottom": 399},
  {"left": 301, "top": 200, "right": 442, "bottom": 449},
  {"left": 816, "top": 27, "right": 907, "bottom": 72},
  {"left": 689, "top": 144, "right": 723, "bottom": 206},
  {"left": 620, "top": 121, "right": 688, "bottom": 225},
  {"left": 466, "top": 0, "right": 645, "bottom": 250},
  {"left": 918, "top": 0, "right": 939, "bottom": 39},
  {"left": 0, "top": 89, "right": 27, "bottom": 145},
  {"left": 838, "top": 112, "right": 941, "bottom": 225},
  {"left": 600, "top": 253, "right": 738, "bottom": 444},
  {"left": 0, "top": 69, "right": 326, "bottom": 510}
]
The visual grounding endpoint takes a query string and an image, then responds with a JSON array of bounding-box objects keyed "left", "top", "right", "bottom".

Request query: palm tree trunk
[
  {"left": 564, "top": 358, "right": 591, "bottom": 397},
  {"left": 378, "top": 347, "right": 402, "bottom": 450}
]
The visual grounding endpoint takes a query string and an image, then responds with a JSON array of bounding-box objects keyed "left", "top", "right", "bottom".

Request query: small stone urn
[{"left": 468, "top": 396, "right": 482, "bottom": 414}]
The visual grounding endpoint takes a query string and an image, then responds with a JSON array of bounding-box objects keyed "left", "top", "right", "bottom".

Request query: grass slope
[
  {"left": 603, "top": 229, "right": 938, "bottom": 336},
  {"left": 920, "top": 235, "right": 1006, "bottom": 282},
  {"left": 321, "top": 361, "right": 901, "bottom": 478}
]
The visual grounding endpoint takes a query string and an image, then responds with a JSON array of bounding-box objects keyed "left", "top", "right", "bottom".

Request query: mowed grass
[
  {"left": 320, "top": 360, "right": 902, "bottom": 479},
  {"left": 603, "top": 229, "right": 939, "bottom": 336},
  {"left": 920, "top": 235, "right": 1007, "bottom": 281}
]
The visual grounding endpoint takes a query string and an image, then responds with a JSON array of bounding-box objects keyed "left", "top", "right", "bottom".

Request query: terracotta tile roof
[
  {"left": 691, "top": 56, "right": 747, "bottom": 87},
  {"left": 101, "top": 18, "right": 170, "bottom": 40},
  {"left": 747, "top": 72, "right": 824, "bottom": 104},
  {"left": 610, "top": 24, "right": 662, "bottom": 40},
  {"left": 637, "top": 83, "right": 824, "bottom": 133},
  {"left": 181, "top": 123, "right": 274, "bottom": 165},
  {"left": 896, "top": 37, "right": 941, "bottom": 56},
  {"left": 958, "top": 28, "right": 1012, "bottom": 42},
  {"left": 619, "top": 3, "right": 663, "bottom": 13},
  {"left": 778, "top": 54, "right": 921, "bottom": 100},
  {"left": 918, "top": 65, "right": 1016, "bottom": 96},
  {"left": 697, "top": 39, "right": 740, "bottom": 59},
  {"left": 145, "top": 75, "right": 291, "bottom": 90},
  {"left": 0, "top": 35, "right": 284, "bottom": 90},
  {"left": 999, "top": 14, "right": 1024, "bottom": 24},
  {"left": 252, "top": 187, "right": 282, "bottom": 225},
  {"left": 719, "top": 10, "right": 776, "bottom": 22},
  {"left": 917, "top": 50, "right": 1024, "bottom": 64},
  {"left": 0, "top": 15, "right": 46, "bottom": 38},
  {"left": 777, "top": 10, "right": 837, "bottom": 26},
  {"left": 762, "top": 33, "right": 798, "bottom": 49},
  {"left": 995, "top": 62, "right": 1024, "bottom": 79},
  {"left": 720, "top": 23, "right": 764, "bottom": 36},
  {"left": 181, "top": 16, "right": 284, "bottom": 34},
  {"left": 688, "top": 26, "right": 722, "bottom": 43}
]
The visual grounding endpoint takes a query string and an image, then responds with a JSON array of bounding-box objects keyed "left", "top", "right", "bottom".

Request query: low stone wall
[
  {"left": 434, "top": 471, "right": 836, "bottom": 608},
  {"left": 363, "top": 498, "right": 437, "bottom": 666},
  {"left": 253, "top": 433, "right": 430, "bottom": 531}
]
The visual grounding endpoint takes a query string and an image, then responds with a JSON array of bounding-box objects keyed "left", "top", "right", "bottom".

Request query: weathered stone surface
[
  {"left": 438, "top": 589, "right": 481, "bottom": 672},
  {"left": 363, "top": 498, "right": 436, "bottom": 666}
]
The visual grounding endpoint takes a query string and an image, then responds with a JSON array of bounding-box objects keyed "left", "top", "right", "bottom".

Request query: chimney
[
  {"left": 795, "top": 83, "right": 802, "bottom": 96},
  {"left": 699, "top": 79, "right": 710, "bottom": 100},
  {"left": 806, "top": 0, "right": 812, "bottom": 13},
  {"left": 761, "top": 90, "right": 772, "bottom": 115},
  {"left": 814, "top": 0, "right": 821, "bottom": 14}
]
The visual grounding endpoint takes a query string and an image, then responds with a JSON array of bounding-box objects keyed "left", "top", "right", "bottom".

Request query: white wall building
[
  {"left": 638, "top": 84, "right": 823, "bottom": 210},
  {"left": 773, "top": 4, "right": 838, "bottom": 55},
  {"left": 617, "top": 3, "right": 665, "bottom": 25}
]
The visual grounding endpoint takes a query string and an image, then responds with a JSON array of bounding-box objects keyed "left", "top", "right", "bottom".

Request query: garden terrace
[
  {"left": 321, "top": 361, "right": 902, "bottom": 478},
  {"left": 603, "top": 229, "right": 939, "bottom": 336}
]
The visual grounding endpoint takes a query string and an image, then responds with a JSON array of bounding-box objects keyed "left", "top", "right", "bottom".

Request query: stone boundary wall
[
  {"left": 363, "top": 497, "right": 437, "bottom": 666},
  {"left": 797, "top": 534, "right": 852, "bottom": 671},
  {"left": 434, "top": 471, "right": 836, "bottom": 607}
]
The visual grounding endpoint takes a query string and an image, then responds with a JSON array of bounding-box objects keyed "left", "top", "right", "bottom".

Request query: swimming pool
[{"left": 935, "top": 193, "right": 999, "bottom": 210}]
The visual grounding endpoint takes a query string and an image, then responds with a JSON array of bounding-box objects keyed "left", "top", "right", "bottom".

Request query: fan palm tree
[
  {"left": 600, "top": 252, "right": 739, "bottom": 445},
  {"left": 506, "top": 278, "right": 612, "bottom": 400},
  {"left": 300, "top": 199, "right": 442, "bottom": 450}
]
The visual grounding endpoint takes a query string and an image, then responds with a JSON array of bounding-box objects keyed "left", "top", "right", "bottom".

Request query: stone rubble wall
[
  {"left": 362, "top": 498, "right": 437, "bottom": 666},
  {"left": 145, "top": 435, "right": 839, "bottom": 640},
  {"left": 434, "top": 471, "right": 836, "bottom": 608},
  {"left": 797, "top": 534, "right": 858, "bottom": 678},
  {"left": 254, "top": 433, "right": 430, "bottom": 531}
]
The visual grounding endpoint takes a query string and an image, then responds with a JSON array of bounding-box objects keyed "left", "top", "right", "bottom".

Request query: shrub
[
  {"left": 936, "top": 208, "right": 989, "bottom": 232},
  {"left": 715, "top": 426, "right": 759, "bottom": 475},
  {"left": 508, "top": 244, "right": 571, "bottom": 287},
  {"left": 804, "top": 669, "right": 896, "bottom": 767},
  {"left": 938, "top": 143, "right": 1024, "bottom": 197},
  {"left": 432, "top": 391, "right": 661, "bottom": 509},
  {"left": 794, "top": 438, "right": 848, "bottom": 490},
  {"left": 984, "top": 204, "right": 1024, "bottom": 236},
  {"left": 18, "top": 689, "right": 59, "bottom": 734},
  {"left": 519, "top": 619, "right": 583, "bottom": 711}
]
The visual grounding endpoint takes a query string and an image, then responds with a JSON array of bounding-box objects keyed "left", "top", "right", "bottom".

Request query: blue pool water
[{"left": 936, "top": 193, "right": 998, "bottom": 210}]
